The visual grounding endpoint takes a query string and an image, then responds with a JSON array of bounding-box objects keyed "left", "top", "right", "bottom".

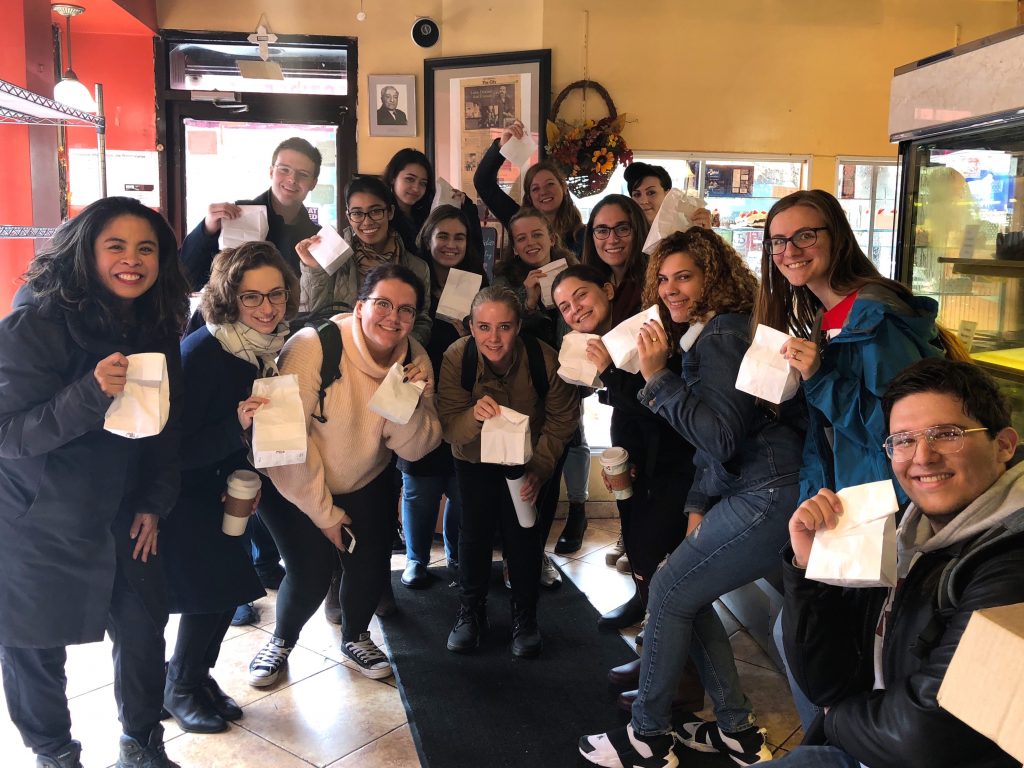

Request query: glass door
[{"left": 836, "top": 158, "right": 899, "bottom": 278}]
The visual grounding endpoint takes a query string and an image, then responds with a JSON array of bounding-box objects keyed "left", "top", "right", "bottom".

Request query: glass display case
[{"left": 896, "top": 124, "right": 1024, "bottom": 432}]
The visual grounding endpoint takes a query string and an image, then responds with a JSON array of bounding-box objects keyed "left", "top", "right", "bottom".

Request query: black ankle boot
[
  {"left": 447, "top": 600, "right": 488, "bottom": 653},
  {"left": 36, "top": 740, "right": 82, "bottom": 768},
  {"left": 163, "top": 676, "right": 227, "bottom": 734},
  {"left": 554, "top": 502, "right": 588, "bottom": 554},
  {"left": 511, "top": 601, "right": 542, "bottom": 658},
  {"left": 597, "top": 588, "right": 645, "bottom": 631},
  {"left": 324, "top": 566, "right": 342, "bottom": 625},
  {"left": 198, "top": 675, "right": 243, "bottom": 721}
]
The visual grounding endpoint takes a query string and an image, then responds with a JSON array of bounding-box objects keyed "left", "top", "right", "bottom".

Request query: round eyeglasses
[
  {"left": 882, "top": 425, "right": 988, "bottom": 462},
  {"left": 365, "top": 296, "right": 416, "bottom": 323},
  {"left": 238, "top": 289, "right": 289, "bottom": 308},
  {"left": 765, "top": 227, "right": 828, "bottom": 256},
  {"left": 593, "top": 223, "right": 633, "bottom": 240}
]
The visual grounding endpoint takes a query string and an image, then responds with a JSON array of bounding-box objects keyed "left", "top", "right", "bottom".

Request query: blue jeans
[
  {"left": 401, "top": 471, "right": 462, "bottom": 566},
  {"left": 632, "top": 483, "right": 797, "bottom": 736},
  {"left": 771, "top": 746, "right": 860, "bottom": 767},
  {"left": 773, "top": 608, "right": 821, "bottom": 732},
  {"left": 563, "top": 435, "right": 590, "bottom": 504}
]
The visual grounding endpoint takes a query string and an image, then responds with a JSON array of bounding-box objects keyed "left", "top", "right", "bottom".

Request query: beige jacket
[
  {"left": 438, "top": 336, "right": 579, "bottom": 482},
  {"left": 267, "top": 313, "right": 441, "bottom": 528}
]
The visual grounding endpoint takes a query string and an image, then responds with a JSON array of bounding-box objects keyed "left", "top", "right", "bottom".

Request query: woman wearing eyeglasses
[
  {"left": 246, "top": 264, "right": 442, "bottom": 685},
  {"left": 580, "top": 195, "right": 650, "bottom": 327},
  {"left": 297, "top": 175, "right": 433, "bottom": 345},
  {"left": 160, "top": 242, "right": 297, "bottom": 734}
]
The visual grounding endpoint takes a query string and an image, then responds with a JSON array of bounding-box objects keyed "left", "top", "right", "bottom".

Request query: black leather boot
[
  {"left": 447, "top": 599, "right": 488, "bottom": 653},
  {"left": 597, "top": 587, "right": 645, "bottom": 631},
  {"left": 198, "top": 675, "right": 243, "bottom": 721},
  {"left": 116, "top": 723, "right": 180, "bottom": 768},
  {"left": 511, "top": 601, "right": 542, "bottom": 658},
  {"left": 163, "top": 676, "right": 227, "bottom": 734},
  {"left": 554, "top": 502, "right": 588, "bottom": 554}
]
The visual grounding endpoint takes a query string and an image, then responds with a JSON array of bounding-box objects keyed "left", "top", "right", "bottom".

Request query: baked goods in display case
[{"left": 732, "top": 210, "right": 768, "bottom": 228}]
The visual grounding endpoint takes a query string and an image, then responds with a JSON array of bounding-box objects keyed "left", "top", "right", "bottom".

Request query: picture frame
[
  {"left": 424, "top": 50, "right": 551, "bottom": 202},
  {"left": 368, "top": 74, "right": 417, "bottom": 137}
]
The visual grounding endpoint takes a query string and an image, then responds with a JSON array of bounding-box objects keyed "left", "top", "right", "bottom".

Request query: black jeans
[
  {"left": 455, "top": 459, "right": 558, "bottom": 610},
  {"left": 259, "top": 469, "right": 395, "bottom": 643},
  {"left": 167, "top": 610, "right": 234, "bottom": 687},
  {"left": 619, "top": 464, "right": 691, "bottom": 585},
  {"left": 0, "top": 554, "right": 166, "bottom": 755}
]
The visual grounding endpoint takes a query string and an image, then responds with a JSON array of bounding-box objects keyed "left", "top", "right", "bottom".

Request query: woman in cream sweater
[{"left": 246, "top": 264, "right": 442, "bottom": 685}]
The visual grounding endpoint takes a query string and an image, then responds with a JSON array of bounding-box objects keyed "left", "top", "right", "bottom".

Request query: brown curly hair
[
  {"left": 641, "top": 228, "right": 758, "bottom": 346},
  {"left": 200, "top": 241, "right": 300, "bottom": 325}
]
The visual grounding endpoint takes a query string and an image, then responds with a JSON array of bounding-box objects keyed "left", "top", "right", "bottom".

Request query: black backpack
[{"left": 459, "top": 334, "right": 549, "bottom": 401}]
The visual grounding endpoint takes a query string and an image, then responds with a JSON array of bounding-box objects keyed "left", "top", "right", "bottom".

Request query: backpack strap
[
  {"left": 459, "top": 336, "right": 549, "bottom": 402},
  {"left": 312, "top": 320, "right": 343, "bottom": 424}
]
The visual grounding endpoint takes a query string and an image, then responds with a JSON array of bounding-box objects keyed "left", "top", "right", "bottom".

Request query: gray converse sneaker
[
  {"left": 341, "top": 631, "right": 393, "bottom": 679},
  {"left": 247, "top": 637, "right": 294, "bottom": 687},
  {"left": 540, "top": 554, "right": 563, "bottom": 588}
]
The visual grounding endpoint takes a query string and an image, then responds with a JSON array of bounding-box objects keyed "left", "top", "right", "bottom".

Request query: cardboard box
[{"left": 937, "top": 602, "right": 1024, "bottom": 762}]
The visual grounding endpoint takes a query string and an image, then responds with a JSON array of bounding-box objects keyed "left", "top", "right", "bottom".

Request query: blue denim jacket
[{"left": 638, "top": 312, "right": 804, "bottom": 512}]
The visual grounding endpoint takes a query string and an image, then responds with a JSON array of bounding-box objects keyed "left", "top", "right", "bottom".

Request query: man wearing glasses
[
  {"left": 180, "top": 137, "right": 322, "bottom": 292},
  {"left": 773, "top": 358, "right": 1024, "bottom": 768}
]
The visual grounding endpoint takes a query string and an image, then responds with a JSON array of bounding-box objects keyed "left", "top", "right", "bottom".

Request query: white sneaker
[
  {"left": 341, "top": 631, "right": 393, "bottom": 679},
  {"left": 677, "top": 719, "right": 773, "bottom": 766},
  {"left": 540, "top": 554, "right": 563, "bottom": 589},
  {"left": 248, "top": 637, "right": 293, "bottom": 687},
  {"left": 579, "top": 723, "right": 678, "bottom": 768}
]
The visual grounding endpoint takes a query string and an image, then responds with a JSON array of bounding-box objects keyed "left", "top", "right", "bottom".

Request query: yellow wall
[{"left": 156, "top": 0, "right": 1016, "bottom": 186}]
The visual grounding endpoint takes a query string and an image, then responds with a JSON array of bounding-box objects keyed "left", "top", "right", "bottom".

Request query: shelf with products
[{"left": 0, "top": 78, "right": 106, "bottom": 240}]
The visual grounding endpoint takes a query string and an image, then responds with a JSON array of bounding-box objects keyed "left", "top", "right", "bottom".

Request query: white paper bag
[
  {"left": 436, "top": 268, "right": 482, "bottom": 323},
  {"left": 104, "top": 353, "right": 169, "bottom": 439},
  {"left": 480, "top": 407, "right": 533, "bottom": 466},
  {"left": 251, "top": 374, "right": 308, "bottom": 468},
  {"left": 735, "top": 324, "right": 801, "bottom": 404},
  {"left": 368, "top": 363, "right": 427, "bottom": 425},
  {"left": 558, "top": 332, "right": 602, "bottom": 387},
  {"left": 642, "top": 188, "right": 707, "bottom": 255},
  {"left": 805, "top": 480, "right": 900, "bottom": 588},
  {"left": 307, "top": 224, "right": 353, "bottom": 276},
  {"left": 537, "top": 258, "right": 569, "bottom": 308},
  {"left": 432, "top": 177, "right": 461, "bottom": 210},
  {"left": 218, "top": 205, "right": 269, "bottom": 250},
  {"left": 601, "top": 305, "right": 663, "bottom": 375},
  {"left": 500, "top": 133, "right": 537, "bottom": 169}
]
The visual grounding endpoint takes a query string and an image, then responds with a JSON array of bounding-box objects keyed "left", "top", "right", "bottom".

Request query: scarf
[
  {"left": 347, "top": 228, "right": 402, "bottom": 280},
  {"left": 206, "top": 321, "right": 289, "bottom": 376}
]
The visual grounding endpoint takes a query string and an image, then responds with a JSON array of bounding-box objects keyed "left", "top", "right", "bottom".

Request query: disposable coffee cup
[
  {"left": 600, "top": 447, "right": 633, "bottom": 500},
  {"left": 504, "top": 466, "right": 537, "bottom": 528},
  {"left": 223, "top": 470, "right": 262, "bottom": 536}
]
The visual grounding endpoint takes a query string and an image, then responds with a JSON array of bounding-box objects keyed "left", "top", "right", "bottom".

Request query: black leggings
[
  {"left": 259, "top": 470, "right": 396, "bottom": 643},
  {"left": 167, "top": 610, "right": 234, "bottom": 687}
]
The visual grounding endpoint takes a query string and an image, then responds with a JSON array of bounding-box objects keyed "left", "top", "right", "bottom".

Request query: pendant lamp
[{"left": 52, "top": 4, "right": 96, "bottom": 113}]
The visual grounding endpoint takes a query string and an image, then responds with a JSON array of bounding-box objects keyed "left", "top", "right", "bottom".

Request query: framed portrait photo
[
  {"left": 368, "top": 74, "right": 417, "bottom": 137},
  {"left": 424, "top": 50, "right": 551, "bottom": 202}
]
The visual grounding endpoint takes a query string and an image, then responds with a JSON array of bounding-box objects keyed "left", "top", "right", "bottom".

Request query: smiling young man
[
  {"left": 180, "top": 137, "right": 322, "bottom": 291},
  {"left": 774, "top": 358, "right": 1024, "bottom": 768}
]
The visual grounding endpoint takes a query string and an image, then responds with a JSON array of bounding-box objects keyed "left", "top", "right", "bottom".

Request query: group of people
[{"left": 0, "top": 126, "right": 1021, "bottom": 768}]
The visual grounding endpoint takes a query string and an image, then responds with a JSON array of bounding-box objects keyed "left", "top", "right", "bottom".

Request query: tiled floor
[{"left": 0, "top": 512, "right": 802, "bottom": 767}]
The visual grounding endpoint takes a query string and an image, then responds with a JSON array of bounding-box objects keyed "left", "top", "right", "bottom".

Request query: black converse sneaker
[
  {"left": 677, "top": 719, "right": 772, "bottom": 765},
  {"left": 247, "top": 637, "right": 294, "bottom": 688},
  {"left": 579, "top": 723, "right": 678, "bottom": 768},
  {"left": 341, "top": 631, "right": 393, "bottom": 679}
]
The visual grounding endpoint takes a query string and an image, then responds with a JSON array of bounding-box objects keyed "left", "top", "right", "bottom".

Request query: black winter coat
[{"left": 0, "top": 288, "right": 182, "bottom": 647}]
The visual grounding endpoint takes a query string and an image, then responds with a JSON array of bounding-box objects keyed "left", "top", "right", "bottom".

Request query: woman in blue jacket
[
  {"left": 0, "top": 197, "right": 189, "bottom": 768},
  {"left": 579, "top": 228, "right": 804, "bottom": 768}
]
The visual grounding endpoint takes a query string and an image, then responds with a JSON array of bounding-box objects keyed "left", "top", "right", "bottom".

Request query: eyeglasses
[
  {"left": 365, "top": 296, "right": 417, "bottom": 323},
  {"left": 347, "top": 207, "right": 388, "bottom": 223},
  {"left": 238, "top": 289, "right": 290, "bottom": 308},
  {"left": 593, "top": 223, "right": 633, "bottom": 240},
  {"left": 882, "top": 425, "right": 988, "bottom": 462},
  {"left": 273, "top": 164, "right": 314, "bottom": 183},
  {"left": 765, "top": 227, "right": 829, "bottom": 256}
]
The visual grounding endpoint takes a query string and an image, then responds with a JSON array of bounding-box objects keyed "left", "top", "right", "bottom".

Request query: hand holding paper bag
[
  {"left": 251, "top": 374, "right": 308, "bottom": 468},
  {"left": 642, "top": 188, "right": 708, "bottom": 255},
  {"left": 436, "top": 268, "right": 482, "bottom": 324},
  {"left": 306, "top": 225, "right": 353, "bottom": 276},
  {"left": 536, "top": 259, "right": 569, "bottom": 308},
  {"left": 601, "top": 305, "right": 662, "bottom": 375},
  {"left": 218, "top": 205, "right": 269, "bottom": 250},
  {"left": 558, "top": 332, "right": 602, "bottom": 387},
  {"left": 104, "top": 353, "right": 170, "bottom": 439},
  {"left": 368, "top": 363, "right": 427, "bottom": 425},
  {"left": 805, "top": 480, "right": 900, "bottom": 588},
  {"left": 480, "top": 407, "right": 533, "bottom": 466},
  {"left": 735, "top": 324, "right": 801, "bottom": 404}
]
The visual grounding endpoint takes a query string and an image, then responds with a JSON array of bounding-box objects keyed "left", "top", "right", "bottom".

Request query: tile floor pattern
[{"left": 0, "top": 512, "right": 803, "bottom": 767}]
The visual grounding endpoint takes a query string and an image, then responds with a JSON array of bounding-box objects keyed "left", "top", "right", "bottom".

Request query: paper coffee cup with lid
[
  {"left": 600, "top": 447, "right": 633, "bottom": 500},
  {"left": 223, "top": 470, "right": 262, "bottom": 536}
]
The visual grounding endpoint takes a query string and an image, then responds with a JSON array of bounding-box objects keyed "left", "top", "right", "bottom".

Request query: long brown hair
[
  {"left": 581, "top": 195, "right": 650, "bottom": 288},
  {"left": 642, "top": 228, "right": 758, "bottom": 347},
  {"left": 752, "top": 189, "right": 912, "bottom": 338},
  {"left": 523, "top": 160, "right": 584, "bottom": 245}
]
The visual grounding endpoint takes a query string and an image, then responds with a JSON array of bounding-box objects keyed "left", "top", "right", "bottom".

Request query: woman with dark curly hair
[
  {"left": 160, "top": 241, "right": 299, "bottom": 735},
  {"left": 579, "top": 229, "right": 804, "bottom": 768},
  {"left": 0, "top": 196, "right": 189, "bottom": 768}
]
